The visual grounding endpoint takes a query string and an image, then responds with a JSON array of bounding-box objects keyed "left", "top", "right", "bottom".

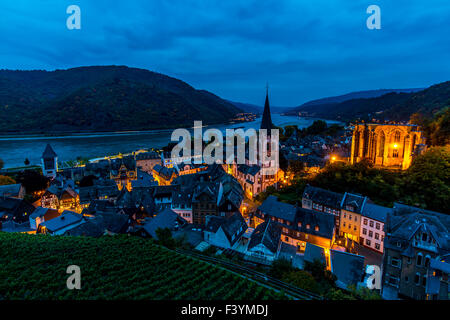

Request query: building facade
[
  {"left": 382, "top": 204, "right": 450, "bottom": 300},
  {"left": 350, "top": 124, "right": 425, "bottom": 170}
]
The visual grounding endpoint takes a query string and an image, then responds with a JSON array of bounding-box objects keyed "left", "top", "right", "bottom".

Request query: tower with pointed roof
[
  {"left": 41, "top": 144, "right": 58, "bottom": 179},
  {"left": 260, "top": 84, "right": 273, "bottom": 133}
]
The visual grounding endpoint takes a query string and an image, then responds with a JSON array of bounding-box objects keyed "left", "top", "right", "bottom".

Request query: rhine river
[{"left": 0, "top": 115, "right": 340, "bottom": 169}]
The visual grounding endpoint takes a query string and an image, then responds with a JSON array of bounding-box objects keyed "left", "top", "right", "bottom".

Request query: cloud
[{"left": 0, "top": 0, "right": 449, "bottom": 105}]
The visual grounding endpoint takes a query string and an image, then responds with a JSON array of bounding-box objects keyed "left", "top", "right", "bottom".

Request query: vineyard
[{"left": 0, "top": 233, "right": 287, "bottom": 300}]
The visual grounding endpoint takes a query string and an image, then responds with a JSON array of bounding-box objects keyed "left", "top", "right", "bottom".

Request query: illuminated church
[
  {"left": 350, "top": 123, "right": 425, "bottom": 170},
  {"left": 228, "top": 88, "right": 284, "bottom": 198}
]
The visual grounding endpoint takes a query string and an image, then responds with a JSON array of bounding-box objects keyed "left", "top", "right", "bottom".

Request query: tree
[
  {"left": 304, "top": 259, "right": 337, "bottom": 289},
  {"left": 281, "top": 270, "right": 320, "bottom": 294},
  {"left": 155, "top": 227, "right": 177, "bottom": 249},
  {"left": 288, "top": 160, "right": 304, "bottom": 175},
  {"left": 15, "top": 170, "right": 49, "bottom": 194},
  {"left": 0, "top": 175, "right": 16, "bottom": 186},
  {"left": 24, "top": 158, "right": 30, "bottom": 166},
  {"left": 268, "top": 258, "right": 295, "bottom": 279},
  {"left": 325, "top": 288, "right": 356, "bottom": 300}
]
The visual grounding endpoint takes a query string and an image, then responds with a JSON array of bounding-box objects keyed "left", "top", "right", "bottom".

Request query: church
[
  {"left": 350, "top": 123, "right": 426, "bottom": 170},
  {"left": 228, "top": 89, "right": 284, "bottom": 198}
]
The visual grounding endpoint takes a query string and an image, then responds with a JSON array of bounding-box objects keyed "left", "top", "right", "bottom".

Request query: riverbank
[{"left": 0, "top": 115, "right": 342, "bottom": 168}]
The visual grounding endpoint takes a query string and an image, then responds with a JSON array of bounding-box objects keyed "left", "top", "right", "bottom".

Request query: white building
[
  {"left": 360, "top": 203, "right": 391, "bottom": 253},
  {"left": 41, "top": 144, "right": 58, "bottom": 179}
]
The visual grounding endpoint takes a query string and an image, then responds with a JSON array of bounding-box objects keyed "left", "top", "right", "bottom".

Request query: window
[
  {"left": 348, "top": 224, "right": 352, "bottom": 229},
  {"left": 363, "top": 219, "right": 368, "bottom": 225},
  {"left": 354, "top": 226, "right": 357, "bottom": 231},
  {"left": 355, "top": 216, "right": 357, "bottom": 222},
  {"left": 414, "top": 273, "right": 420, "bottom": 285},
  {"left": 404, "top": 276, "right": 409, "bottom": 283},
  {"left": 369, "top": 221, "right": 374, "bottom": 228},
  {"left": 369, "top": 231, "right": 373, "bottom": 238},
  {"left": 306, "top": 224, "right": 310, "bottom": 229},
  {"left": 417, "top": 253, "right": 423, "bottom": 266},
  {"left": 375, "top": 233, "right": 379, "bottom": 240},
  {"left": 363, "top": 228, "right": 367, "bottom": 235},
  {"left": 422, "top": 233, "right": 428, "bottom": 242},
  {"left": 375, "top": 243, "right": 380, "bottom": 250},
  {"left": 391, "top": 257, "right": 400, "bottom": 267},
  {"left": 376, "top": 223, "right": 380, "bottom": 230},
  {"left": 366, "top": 239, "right": 371, "bottom": 246},
  {"left": 343, "top": 222, "right": 346, "bottom": 227},
  {"left": 315, "top": 225, "right": 319, "bottom": 232},
  {"left": 285, "top": 236, "right": 289, "bottom": 241},
  {"left": 422, "top": 275, "right": 427, "bottom": 287},
  {"left": 349, "top": 214, "right": 352, "bottom": 220},
  {"left": 343, "top": 213, "right": 347, "bottom": 218}
]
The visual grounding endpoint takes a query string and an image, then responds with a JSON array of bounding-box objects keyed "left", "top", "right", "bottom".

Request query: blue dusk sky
[{"left": 0, "top": 0, "right": 449, "bottom": 106}]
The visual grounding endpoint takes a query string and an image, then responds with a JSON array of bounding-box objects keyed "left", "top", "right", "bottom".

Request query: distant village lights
[{"left": 170, "top": 121, "right": 280, "bottom": 176}]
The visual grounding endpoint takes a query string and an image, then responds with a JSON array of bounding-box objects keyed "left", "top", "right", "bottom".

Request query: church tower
[
  {"left": 260, "top": 85, "right": 273, "bottom": 133},
  {"left": 41, "top": 144, "right": 58, "bottom": 179}
]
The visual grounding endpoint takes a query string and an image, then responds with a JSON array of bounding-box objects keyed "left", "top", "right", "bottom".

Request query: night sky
[{"left": 1, "top": 0, "right": 449, "bottom": 106}]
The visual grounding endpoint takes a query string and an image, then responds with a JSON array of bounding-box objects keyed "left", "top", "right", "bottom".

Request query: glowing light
[
  {"left": 393, "top": 144, "right": 398, "bottom": 149},
  {"left": 331, "top": 156, "right": 337, "bottom": 161}
]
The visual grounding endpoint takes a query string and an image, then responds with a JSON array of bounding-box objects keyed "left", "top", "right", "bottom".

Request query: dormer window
[
  {"left": 422, "top": 233, "right": 428, "bottom": 242},
  {"left": 298, "top": 222, "right": 302, "bottom": 227},
  {"left": 306, "top": 224, "right": 310, "bottom": 229},
  {"left": 314, "top": 226, "right": 319, "bottom": 232}
]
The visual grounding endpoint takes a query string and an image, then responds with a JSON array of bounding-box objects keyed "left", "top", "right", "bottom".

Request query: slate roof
[
  {"left": 30, "top": 206, "right": 58, "bottom": 220},
  {"left": 153, "top": 164, "right": 177, "bottom": 180},
  {"left": 248, "top": 219, "right": 281, "bottom": 254},
  {"left": 304, "top": 243, "right": 326, "bottom": 265},
  {"left": 0, "top": 197, "right": 35, "bottom": 220},
  {"left": 0, "top": 184, "right": 23, "bottom": 198},
  {"left": 385, "top": 204, "right": 450, "bottom": 253},
  {"left": 362, "top": 203, "right": 391, "bottom": 223},
  {"left": 260, "top": 89, "right": 273, "bottom": 131},
  {"left": 205, "top": 212, "right": 248, "bottom": 247},
  {"left": 42, "top": 144, "right": 57, "bottom": 159},
  {"left": 258, "top": 195, "right": 297, "bottom": 222},
  {"left": 39, "top": 211, "right": 84, "bottom": 233},
  {"left": 0, "top": 221, "right": 33, "bottom": 233},
  {"left": 142, "top": 208, "right": 188, "bottom": 239},
  {"left": 136, "top": 151, "right": 160, "bottom": 160},
  {"left": 237, "top": 164, "right": 261, "bottom": 176},
  {"left": 330, "top": 249, "right": 365, "bottom": 288},
  {"left": 302, "top": 185, "right": 344, "bottom": 209},
  {"left": 296, "top": 207, "right": 335, "bottom": 240},
  {"left": 342, "top": 192, "right": 367, "bottom": 213},
  {"left": 172, "top": 187, "right": 193, "bottom": 207}
]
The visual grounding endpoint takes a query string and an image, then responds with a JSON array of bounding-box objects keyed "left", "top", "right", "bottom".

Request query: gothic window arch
[
  {"left": 394, "top": 131, "right": 401, "bottom": 143},
  {"left": 378, "top": 131, "right": 385, "bottom": 157},
  {"left": 354, "top": 131, "right": 360, "bottom": 157}
]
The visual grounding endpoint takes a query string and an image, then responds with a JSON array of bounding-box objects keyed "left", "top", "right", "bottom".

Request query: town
[{"left": 0, "top": 90, "right": 448, "bottom": 301}]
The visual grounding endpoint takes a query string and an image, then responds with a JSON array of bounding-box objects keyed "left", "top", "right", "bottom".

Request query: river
[{"left": 0, "top": 115, "right": 340, "bottom": 168}]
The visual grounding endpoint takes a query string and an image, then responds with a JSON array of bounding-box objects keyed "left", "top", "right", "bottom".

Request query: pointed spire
[
  {"left": 42, "top": 144, "right": 57, "bottom": 159},
  {"left": 260, "top": 84, "right": 273, "bottom": 132}
]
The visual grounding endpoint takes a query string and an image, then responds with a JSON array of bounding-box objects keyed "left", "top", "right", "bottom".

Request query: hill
[
  {"left": 287, "top": 84, "right": 450, "bottom": 122},
  {"left": 0, "top": 232, "right": 285, "bottom": 300},
  {"left": 0, "top": 66, "right": 242, "bottom": 133},
  {"left": 300, "top": 88, "right": 422, "bottom": 107}
]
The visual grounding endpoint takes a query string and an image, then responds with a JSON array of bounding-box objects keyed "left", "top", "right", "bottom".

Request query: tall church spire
[{"left": 260, "top": 84, "right": 273, "bottom": 132}]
